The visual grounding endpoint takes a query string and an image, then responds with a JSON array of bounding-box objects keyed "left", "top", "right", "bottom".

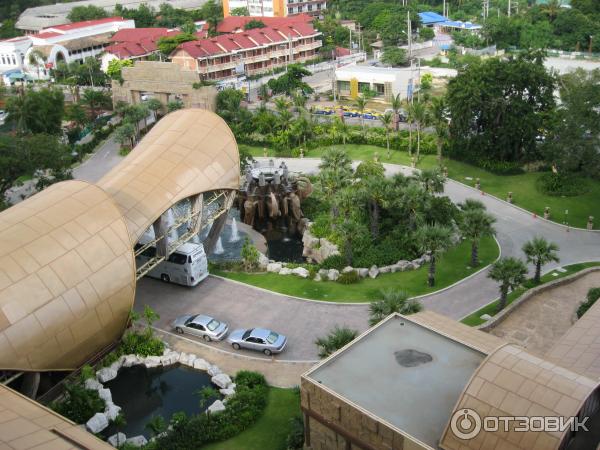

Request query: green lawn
[
  {"left": 460, "top": 262, "right": 600, "bottom": 327},
  {"left": 241, "top": 143, "right": 600, "bottom": 229},
  {"left": 215, "top": 235, "right": 498, "bottom": 302},
  {"left": 202, "top": 387, "right": 300, "bottom": 450}
]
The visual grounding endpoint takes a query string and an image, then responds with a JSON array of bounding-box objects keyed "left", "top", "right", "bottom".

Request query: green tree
[
  {"left": 112, "top": 413, "right": 127, "bottom": 446},
  {"left": 381, "top": 47, "right": 408, "bottom": 67},
  {"left": 315, "top": 326, "right": 358, "bottom": 358},
  {"left": 241, "top": 237, "right": 260, "bottom": 271},
  {"left": 488, "top": 257, "right": 528, "bottom": 312},
  {"left": 145, "top": 415, "right": 166, "bottom": 437},
  {"left": 203, "top": 0, "right": 223, "bottom": 36},
  {"left": 459, "top": 208, "right": 496, "bottom": 267},
  {"left": 267, "top": 65, "right": 313, "bottom": 96},
  {"left": 115, "top": 122, "right": 136, "bottom": 149},
  {"left": 66, "top": 103, "right": 88, "bottom": 129},
  {"left": 167, "top": 99, "right": 184, "bottom": 112},
  {"left": 81, "top": 89, "right": 111, "bottom": 122},
  {"left": 106, "top": 59, "right": 133, "bottom": 82},
  {"left": 67, "top": 5, "right": 107, "bottom": 22},
  {"left": 318, "top": 147, "right": 353, "bottom": 217},
  {"left": 361, "top": 177, "right": 389, "bottom": 239},
  {"left": 146, "top": 97, "right": 163, "bottom": 121},
  {"left": 429, "top": 96, "right": 449, "bottom": 164},
  {"left": 230, "top": 7, "right": 249, "bottom": 15},
  {"left": 330, "top": 116, "right": 349, "bottom": 146},
  {"left": 446, "top": 52, "right": 555, "bottom": 165},
  {"left": 336, "top": 217, "right": 366, "bottom": 265},
  {"left": 379, "top": 111, "right": 393, "bottom": 159},
  {"left": 6, "top": 88, "right": 65, "bottom": 135},
  {"left": 522, "top": 237, "right": 560, "bottom": 284},
  {"left": 369, "top": 289, "right": 422, "bottom": 326},
  {"left": 244, "top": 19, "right": 266, "bottom": 30},
  {"left": 413, "top": 168, "right": 445, "bottom": 193},
  {"left": 354, "top": 95, "right": 367, "bottom": 135},
  {"left": 407, "top": 100, "right": 428, "bottom": 162},
  {"left": 416, "top": 224, "right": 453, "bottom": 287},
  {"left": 27, "top": 49, "right": 46, "bottom": 81},
  {"left": 157, "top": 33, "right": 197, "bottom": 56}
]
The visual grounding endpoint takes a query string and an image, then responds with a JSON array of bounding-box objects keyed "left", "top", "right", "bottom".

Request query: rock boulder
[
  {"left": 267, "top": 262, "right": 282, "bottom": 273},
  {"left": 96, "top": 367, "right": 118, "bottom": 383},
  {"left": 211, "top": 373, "right": 232, "bottom": 389},
  {"left": 207, "top": 400, "right": 226, "bottom": 414},
  {"left": 327, "top": 269, "right": 339, "bottom": 281},
  {"left": 86, "top": 412, "right": 108, "bottom": 433},
  {"left": 292, "top": 267, "right": 309, "bottom": 278}
]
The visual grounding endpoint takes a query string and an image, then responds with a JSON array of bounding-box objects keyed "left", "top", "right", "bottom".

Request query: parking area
[{"left": 134, "top": 276, "right": 370, "bottom": 361}]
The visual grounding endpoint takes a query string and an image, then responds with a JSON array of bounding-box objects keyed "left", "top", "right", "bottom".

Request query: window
[
  {"left": 266, "top": 332, "right": 279, "bottom": 344},
  {"left": 184, "top": 315, "right": 198, "bottom": 325},
  {"left": 338, "top": 80, "right": 350, "bottom": 91},
  {"left": 206, "top": 319, "right": 220, "bottom": 331},
  {"left": 374, "top": 83, "right": 385, "bottom": 95},
  {"left": 168, "top": 252, "right": 187, "bottom": 265},
  {"left": 242, "top": 329, "right": 252, "bottom": 340}
]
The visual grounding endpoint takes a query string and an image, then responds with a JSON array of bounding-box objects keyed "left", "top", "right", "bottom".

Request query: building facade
[
  {"left": 0, "top": 17, "right": 134, "bottom": 84},
  {"left": 223, "top": 0, "right": 326, "bottom": 17},
  {"left": 171, "top": 22, "right": 321, "bottom": 81}
]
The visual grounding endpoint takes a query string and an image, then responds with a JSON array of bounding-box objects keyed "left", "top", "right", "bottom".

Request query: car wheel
[
  {"left": 203, "top": 335, "right": 211, "bottom": 342},
  {"left": 263, "top": 349, "right": 272, "bottom": 356},
  {"left": 175, "top": 327, "right": 183, "bottom": 334},
  {"left": 161, "top": 274, "right": 170, "bottom": 283},
  {"left": 232, "top": 343, "right": 240, "bottom": 350}
]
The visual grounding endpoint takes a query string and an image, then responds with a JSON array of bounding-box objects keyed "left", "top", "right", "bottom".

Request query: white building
[
  {"left": 224, "top": 0, "right": 326, "bottom": 17},
  {"left": 0, "top": 17, "right": 134, "bottom": 84},
  {"left": 335, "top": 64, "right": 429, "bottom": 102}
]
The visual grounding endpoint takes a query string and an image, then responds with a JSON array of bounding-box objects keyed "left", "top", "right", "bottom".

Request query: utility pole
[
  {"left": 407, "top": 11, "right": 412, "bottom": 59},
  {"left": 508, "top": 0, "right": 511, "bottom": 17},
  {"left": 349, "top": 28, "right": 352, "bottom": 53},
  {"left": 443, "top": 0, "right": 446, "bottom": 17}
]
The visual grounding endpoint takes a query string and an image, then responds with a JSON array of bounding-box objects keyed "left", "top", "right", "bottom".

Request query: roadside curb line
[{"left": 153, "top": 326, "right": 318, "bottom": 365}]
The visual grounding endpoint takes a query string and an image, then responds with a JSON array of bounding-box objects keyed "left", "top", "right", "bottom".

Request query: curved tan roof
[
  {"left": 0, "top": 181, "right": 135, "bottom": 371},
  {"left": 440, "top": 344, "right": 599, "bottom": 450},
  {"left": 0, "top": 109, "right": 240, "bottom": 371},
  {"left": 98, "top": 108, "right": 240, "bottom": 244}
]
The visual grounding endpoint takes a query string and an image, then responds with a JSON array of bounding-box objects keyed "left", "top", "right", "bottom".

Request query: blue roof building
[
  {"left": 418, "top": 11, "right": 448, "bottom": 25},
  {"left": 418, "top": 11, "right": 482, "bottom": 32}
]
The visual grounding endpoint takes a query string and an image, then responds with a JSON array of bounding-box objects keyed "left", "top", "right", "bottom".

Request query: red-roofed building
[
  {"left": 201, "top": 14, "right": 313, "bottom": 35},
  {"left": 171, "top": 22, "right": 321, "bottom": 81},
  {"left": 101, "top": 28, "right": 181, "bottom": 71}
]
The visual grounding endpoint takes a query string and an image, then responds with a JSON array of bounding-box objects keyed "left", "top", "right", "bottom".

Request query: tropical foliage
[{"left": 315, "top": 326, "right": 358, "bottom": 358}]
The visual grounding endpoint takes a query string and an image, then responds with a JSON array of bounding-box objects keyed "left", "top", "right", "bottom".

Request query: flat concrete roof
[{"left": 307, "top": 314, "right": 485, "bottom": 449}]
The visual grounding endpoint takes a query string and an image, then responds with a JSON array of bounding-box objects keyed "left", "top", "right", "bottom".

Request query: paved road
[
  {"left": 73, "top": 135, "right": 122, "bottom": 183},
  {"left": 135, "top": 276, "right": 369, "bottom": 361},
  {"left": 261, "top": 158, "right": 600, "bottom": 319}
]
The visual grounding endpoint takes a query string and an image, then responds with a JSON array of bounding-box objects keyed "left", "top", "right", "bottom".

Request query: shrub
[
  {"left": 369, "top": 289, "right": 422, "bottom": 326},
  {"left": 577, "top": 287, "right": 600, "bottom": 318},
  {"left": 79, "top": 364, "right": 95, "bottom": 382},
  {"left": 310, "top": 214, "right": 332, "bottom": 239},
  {"left": 478, "top": 159, "right": 524, "bottom": 175},
  {"left": 120, "top": 330, "right": 165, "bottom": 357},
  {"left": 51, "top": 383, "right": 105, "bottom": 424},
  {"left": 319, "top": 254, "right": 346, "bottom": 270},
  {"left": 536, "top": 172, "right": 590, "bottom": 197},
  {"left": 241, "top": 237, "right": 261, "bottom": 271},
  {"left": 337, "top": 271, "right": 360, "bottom": 284},
  {"left": 286, "top": 416, "right": 305, "bottom": 449},
  {"left": 315, "top": 326, "right": 358, "bottom": 358}
]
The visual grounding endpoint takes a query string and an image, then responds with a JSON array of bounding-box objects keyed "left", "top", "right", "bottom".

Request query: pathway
[
  {"left": 489, "top": 271, "right": 600, "bottom": 356},
  {"left": 258, "top": 157, "right": 600, "bottom": 319}
]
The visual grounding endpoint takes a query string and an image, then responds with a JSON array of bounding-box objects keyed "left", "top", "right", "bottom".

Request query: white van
[{"left": 135, "top": 241, "right": 209, "bottom": 287}]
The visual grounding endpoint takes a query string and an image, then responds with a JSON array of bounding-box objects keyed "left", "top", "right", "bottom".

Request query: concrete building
[
  {"left": 201, "top": 14, "right": 313, "bottom": 35},
  {"left": 16, "top": 0, "right": 206, "bottom": 33},
  {"left": 223, "top": 0, "right": 326, "bottom": 18},
  {"left": 171, "top": 21, "right": 321, "bottom": 81},
  {"left": 335, "top": 64, "right": 427, "bottom": 102},
  {"left": 301, "top": 312, "right": 600, "bottom": 450},
  {"left": 0, "top": 17, "right": 134, "bottom": 84}
]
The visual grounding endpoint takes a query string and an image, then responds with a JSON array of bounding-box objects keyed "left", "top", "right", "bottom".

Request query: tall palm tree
[
  {"left": 459, "top": 199, "right": 486, "bottom": 212},
  {"left": 379, "top": 112, "right": 393, "bottom": 159},
  {"left": 361, "top": 177, "right": 389, "bottom": 239},
  {"left": 399, "top": 183, "right": 427, "bottom": 230},
  {"left": 459, "top": 208, "right": 496, "bottom": 267},
  {"left": 369, "top": 289, "right": 422, "bottom": 325},
  {"left": 416, "top": 224, "right": 453, "bottom": 286},
  {"left": 408, "top": 101, "right": 429, "bottom": 162},
  {"left": 413, "top": 168, "right": 445, "bottom": 193},
  {"left": 354, "top": 95, "right": 367, "bottom": 135},
  {"left": 429, "top": 96, "right": 449, "bottom": 164},
  {"left": 404, "top": 99, "right": 413, "bottom": 156},
  {"left": 273, "top": 97, "right": 291, "bottom": 115},
  {"left": 488, "top": 257, "right": 528, "bottom": 312},
  {"left": 319, "top": 148, "right": 353, "bottom": 217},
  {"left": 258, "top": 84, "right": 269, "bottom": 104},
  {"left": 337, "top": 217, "right": 364, "bottom": 265},
  {"left": 292, "top": 91, "right": 307, "bottom": 113},
  {"left": 330, "top": 116, "right": 349, "bottom": 146},
  {"left": 81, "top": 88, "right": 110, "bottom": 122},
  {"left": 390, "top": 93, "right": 402, "bottom": 133},
  {"left": 522, "top": 237, "right": 560, "bottom": 284},
  {"left": 28, "top": 49, "right": 46, "bottom": 81}
]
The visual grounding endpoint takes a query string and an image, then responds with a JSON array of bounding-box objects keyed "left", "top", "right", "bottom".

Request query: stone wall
[
  {"left": 302, "top": 227, "right": 340, "bottom": 264},
  {"left": 112, "top": 61, "right": 217, "bottom": 111},
  {"left": 301, "top": 377, "right": 428, "bottom": 450}
]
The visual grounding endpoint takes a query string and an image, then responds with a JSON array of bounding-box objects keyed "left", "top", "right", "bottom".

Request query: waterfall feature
[
  {"left": 213, "top": 236, "right": 224, "bottom": 254},
  {"left": 229, "top": 218, "right": 240, "bottom": 243}
]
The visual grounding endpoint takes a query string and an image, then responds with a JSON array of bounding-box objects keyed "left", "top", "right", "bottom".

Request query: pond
[{"left": 101, "top": 365, "right": 218, "bottom": 439}]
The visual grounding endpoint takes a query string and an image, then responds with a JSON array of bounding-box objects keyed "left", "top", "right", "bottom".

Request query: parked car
[
  {"left": 172, "top": 314, "right": 229, "bottom": 342},
  {"left": 0, "top": 110, "right": 6, "bottom": 122},
  {"left": 227, "top": 328, "right": 287, "bottom": 356}
]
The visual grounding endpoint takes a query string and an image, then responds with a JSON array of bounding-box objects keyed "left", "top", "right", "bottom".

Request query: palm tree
[
  {"left": 81, "top": 88, "right": 110, "bottom": 122},
  {"left": 390, "top": 93, "right": 402, "bottom": 133},
  {"left": 429, "top": 96, "right": 448, "bottom": 164},
  {"left": 330, "top": 116, "right": 349, "bottom": 146},
  {"left": 145, "top": 415, "right": 166, "bottom": 438},
  {"left": 459, "top": 208, "right": 496, "bottom": 267},
  {"left": 354, "top": 95, "right": 367, "bottom": 135},
  {"left": 28, "top": 49, "right": 46, "bottom": 81},
  {"left": 258, "top": 84, "right": 270, "bottom": 104},
  {"left": 459, "top": 199, "right": 486, "bottom": 212},
  {"left": 337, "top": 217, "right": 365, "bottom": 265},
  {"left": 399, "top": 183, "right": 427, "bottom": 230},
  {"left": 379, "top": 112, "right": 393, "bottom": 159},
  {"left": 319, "top": 148, "right": 353, "bottom": 217},
  {"left": 404, "top": 99, "right": 413, "bottom": 156},
  {"left": 274, "top": 97, "right": 291, "bottom": 115},
  {"left": 292, "top": 91, "right": 307, "bottom": 113},
  {"left": 361, "top": 177, "right": 389, "bottom": 239},
  {"left": 416, "top": 224, "right": 453, "bottom": 286},
  {"left": 488, "top": 257, "right": 528, "bottom": 312},
  {"left": 408, "top": 101, "right": 429, "bottom": 162},
  {"left": 369, "top": 289, "right": 422, "bottom": 326},
  {"left": 315, "top": 326, "right": 358, "bottom": 358},
  {"left": 413, "top": 168, "right": 445, "bottom": 193},
  {"left": 522, "top": 237, "right": 560, "bottom": 284},
  {"left": 112, "top": 413, "right": 127, "bottom": 446}
]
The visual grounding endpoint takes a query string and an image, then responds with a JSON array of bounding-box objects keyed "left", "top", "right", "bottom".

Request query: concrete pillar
[
  {"left": 131, "top": 90, "right": 141, "bottom": 104},
  {"left": 189, "top": 194, "right": 204, "bottom": 235},
  {"left": 158, "top": 92, "right": 169, "bottom": 112},
  {"left": 152, "top": 214, "right": 169, "bottom": 258},
  {"left": 588, "top": 216, "right": 594, "bottom": 230},
  {"left": 203, "top": 191, "right": 235, "bottom": 254}
]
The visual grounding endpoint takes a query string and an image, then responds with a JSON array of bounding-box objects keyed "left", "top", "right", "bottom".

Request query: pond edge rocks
[{"left": 84, "top": 346, "right": 234, "bottom": 447}]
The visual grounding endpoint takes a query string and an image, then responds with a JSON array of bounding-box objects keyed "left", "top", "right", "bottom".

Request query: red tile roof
[
  {"left": 106, "top": 28, "right": 180, "bottom": 58},
  {"left": 202, "top": 14, "right": 313, "bottom": 34},
  {"left": 335, "top": 46, "right": 351, "bottom": 57}
]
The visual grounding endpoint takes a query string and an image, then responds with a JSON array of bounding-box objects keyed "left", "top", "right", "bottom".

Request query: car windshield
[
  {"left": 266, "top": 332, "right": 279, "bottom": 344},
  {"left": 184, "top": 315, "right": 197, "bottom": 325},
  {"left": 242, "top": 329, "right": 252, "bottom": 340},
  {"left": 206, "top": 319, "right": 220, "bottom": 331}
]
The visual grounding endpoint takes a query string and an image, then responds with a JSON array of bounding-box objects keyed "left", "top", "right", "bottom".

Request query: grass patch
[
  {"left": 202, "top": 387, "right": 300, "bottom": 450},
  {"left": 460, "top": 262, "right": 600, "bottom": 327},
  {"left": 215, "top": 236, "right": 498, "bottom": 302},
  {"left": 241, "top": 143, "right": 600, "bottom": 229}
]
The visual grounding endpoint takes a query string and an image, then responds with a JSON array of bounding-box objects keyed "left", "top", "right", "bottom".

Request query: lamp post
[{"left": 590, "top": 35, "right": 594, "bottom": 54}]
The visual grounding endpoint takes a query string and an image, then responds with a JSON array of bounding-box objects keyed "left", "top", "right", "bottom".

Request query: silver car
[
  {"left": 172, "top": 314, "right": 228, "bottom": 342},
  {"left": 227, "top": 328, "right": 287, "bottom": 356}
]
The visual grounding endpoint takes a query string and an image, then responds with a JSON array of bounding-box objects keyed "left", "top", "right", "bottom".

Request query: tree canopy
[
  {"left": 267, "top": 65, "right": 313, "bottom": 96},
  {"left": 381, "top": 47, "right": 408, "bottom": 67},
  {"left": 6, "top": 88, "right": 64, "bottom": 135},
  {"left": 67, "top": 5, "right": 107, "bottom": 22},
  {"left": 446, "top": 51, "right": 555, "bottom": 165}
]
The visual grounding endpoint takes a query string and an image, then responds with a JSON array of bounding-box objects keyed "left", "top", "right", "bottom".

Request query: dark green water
[{"left": 102, "top": 365, "right": 217, "bottom": 439}]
